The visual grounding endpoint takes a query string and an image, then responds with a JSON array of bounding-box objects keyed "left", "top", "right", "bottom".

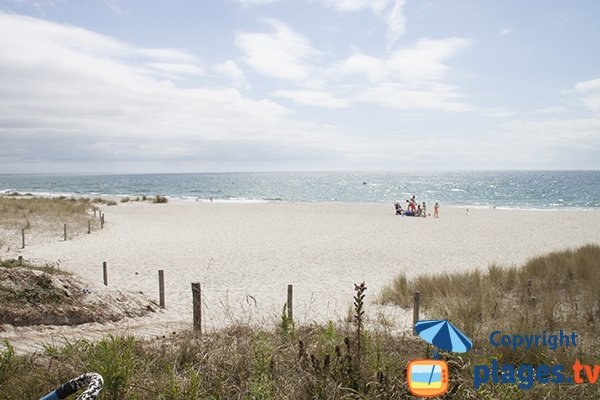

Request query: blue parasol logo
[{"left": 415, "top": 319, "right": 473, "bottom": 354}]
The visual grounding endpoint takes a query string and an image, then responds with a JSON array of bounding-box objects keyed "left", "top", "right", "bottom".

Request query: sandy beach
[{"left": 7, "top": 201, "right": 600, "bottom": 334}]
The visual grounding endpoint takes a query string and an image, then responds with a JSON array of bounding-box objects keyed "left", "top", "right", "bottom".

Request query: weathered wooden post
[
  {"left": 18, "top": 255, "right": 23, "bottom": 266},
  {"left": 100, "top": 213, "right": 104, "bottom": 229},
  {"left": 21, "top": 229, "right": 25, "bottom": 249},
  {"left": 527, "top": 278, "right": 537, "bottom": 305},
  {"left": 158, "top": 270, "right": 165, "bottom": 309},
  {"left": 88, "top": 220, "right": 91, "bottom": 234},
  {"left": 192, "top": 282, "right": 202, "bottom": 334},
  {"left": 287, "top": 284, "right": 293, "bottom": 322},
  {"left": 64, "top": 223, "right": 67, "bottom": 241},
  {"left": 103, "top": 261, "right": 108, "bottom": 286},
  {"left": 413, "top": 291, "right": 421, "bottom": 335}
]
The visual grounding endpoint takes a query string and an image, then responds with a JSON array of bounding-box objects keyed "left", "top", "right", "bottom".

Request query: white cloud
[
  {"left": 272, "top": 89, "right": 351, "bottom": 108},
  {"left": 333, "top": 53, "right": 385, "bottom": 82},
  {"left": 334, "top": 37, "right": 472, "bottom": 83},
  {"left": 236, "top": 0, "right": 279, "bottom": 6},
  {"left": 0, "top": 12, "right": 353, "bottom": 171},
  {"left": 499, "top": 118, "right": 600, "bottom": 155},
  {"left": 575, "top": 78, "right": 600, "bottom": 92},
  {"left": 2, "top": 0, "right": 65, "bottom": 9},
  {"left": 235, "top": 19, "right": 318, "bottom": 81},
  {"left": 320, "top": 0, "right": 389, "bottom": 13},
  {"left": 575, "top": 78, "right": 600, "bottom": 112},
  {"left": 321, "top": 37, "right": 474, "bottom": 111},
  {"left": 213, "top": 60, "right": 249, "bottom": 89},
  {"left": 319, "top": 0, "right": 406, "bottom": 48},
  {"left": 102, "top": 0, "right": 127, "bottom": 15},
  {"left": 497, "top": 27, "right": 513, "bottom": 37},
  {"left": 146, "top": 62, "right": 205, "bottom": 79},
  {"left": 483, "top": 107, "right": 515, "bottom": 117},
  {"left": 385, "top": 0, "right": 406, "bottom": 48},
  {"left": 253, "top": 34, "right": 474, "bottom": 113},
  {"left": 536, "top": 106, "right": 565, "bottom": 114},
  {"left": 353, "top": 83, "right": 472, "bottom": 112}
]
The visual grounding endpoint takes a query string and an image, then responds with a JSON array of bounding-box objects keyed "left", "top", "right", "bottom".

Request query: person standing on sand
[
  {"left": 434, "top": 202, "right": 439, "bottom": 218},
  {"left": 422, "top": 202, "right": 427, "bottom": 218},
  {"left": 409, "top": 195, "right": 416, "bottom": 212}
]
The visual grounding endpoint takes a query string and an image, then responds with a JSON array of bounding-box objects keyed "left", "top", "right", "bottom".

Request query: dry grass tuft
[
  {"left": 0, "top": 196, "right": 100, "bottom": 250},
  {"left": 152, "top": 195, "right": 168, "bottom": 204},
  {"left": 0, "top": 196, "right": 91, "bottom": 228}
]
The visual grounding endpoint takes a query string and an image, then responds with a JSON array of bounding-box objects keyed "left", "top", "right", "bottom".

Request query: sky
[{"left": 0, "top": 0, "right": 599, "bottom": 173}]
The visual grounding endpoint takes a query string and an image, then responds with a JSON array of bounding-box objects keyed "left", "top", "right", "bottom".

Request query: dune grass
[
  {"left": 3, "top": 247, "right": 600, "bottom": 398},
  {"left": 0, "top": 196, "right": 95, "bottom": 229},
  {"left": 152, "top": 195, "right": 169, "bottom": 204},
  {"left": 0, "top": 258, "right": 65, "bottom": 275},
  {"left": 91, "top": 198, "right": 117, "bottom": 206},
  {"left": 379, "top": 244, "right": 600, "bottom": 337},
  {"left": 0, "top": 196, "right": 100, "bottom": 249}
]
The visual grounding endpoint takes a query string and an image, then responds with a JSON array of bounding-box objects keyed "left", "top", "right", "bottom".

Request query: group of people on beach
[{"left": 394, "top": 195, "right": 439, "bottom": 218}]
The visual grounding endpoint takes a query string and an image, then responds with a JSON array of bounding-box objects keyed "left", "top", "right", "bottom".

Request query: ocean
[{"left": 1, "top": 171, "right": 599, "bottom": 209}]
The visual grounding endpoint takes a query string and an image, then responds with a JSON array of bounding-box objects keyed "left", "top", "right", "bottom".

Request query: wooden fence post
[
  {"left": 21, "top": 229, "right": 25, "bottom": 249},
  {"left": 413, "top": 291, "right": 420, "bottom": 335},
  {"left": 64, "top": 223, "right": 67, "bottom": 241},
  {"left": 192, "top": 282, "right": 202, "bottom": 334},
  {"left": 18, "top": 255, "right": 23, "bottom": 266},
  {"left": 287, "top": 284, "right": 293, "bottom": 321},
  {"left": 527, "top": 278, "right": 537, "bottom": 305},
  {"left": 103, "top": 261, "right": 108, "bottom": 286},
  {"left": 101, "top": 213, "right": 104, "bottom": 229},
  {"left": 158, "top": 270, "right": 165, "bottom": 309},
  {"left": 88, "top": 220, "right": 91, "bottom": 234}
]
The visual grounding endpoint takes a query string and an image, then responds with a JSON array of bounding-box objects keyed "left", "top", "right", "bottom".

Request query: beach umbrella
[{"left": 415, "top": 319, "right": 472, "bottom": 353}]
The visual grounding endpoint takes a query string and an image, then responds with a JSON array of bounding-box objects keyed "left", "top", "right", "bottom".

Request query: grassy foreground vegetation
[{"left": 2, "top": 246, "right": 600, "bottom": 399}]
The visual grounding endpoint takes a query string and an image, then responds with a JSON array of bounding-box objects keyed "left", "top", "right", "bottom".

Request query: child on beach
[
  {"left": 422, "top": 202, "right": 426, "bottom": 218},
  {"left": 434, "top": 202, "right": 439, "bottom": 218}
]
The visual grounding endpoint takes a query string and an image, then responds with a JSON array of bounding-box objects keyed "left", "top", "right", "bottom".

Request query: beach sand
[{"left": 8, "top": 201, "right": 600, "bottom": 338}]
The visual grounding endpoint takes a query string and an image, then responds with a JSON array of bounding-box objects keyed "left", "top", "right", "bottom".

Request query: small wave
[
  {"left": 224, "top": 197, "right": 268, "bottom": 203},
  {"left": 4, "top": 190, "right": 84, "bottom": 198},
  {"left": 493, "top": 206, "right": 560, "bottom": 212}
]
